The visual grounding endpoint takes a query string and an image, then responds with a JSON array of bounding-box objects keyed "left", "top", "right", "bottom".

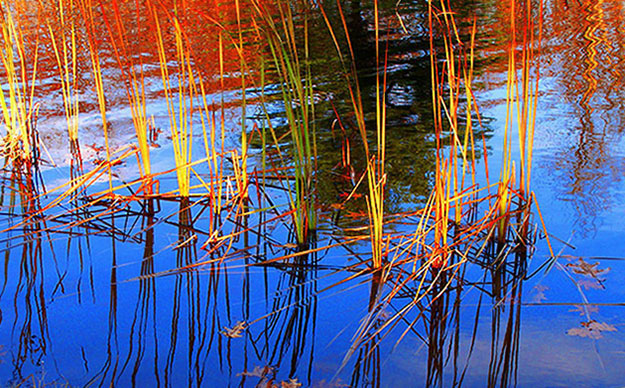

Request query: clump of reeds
[
  {"left": 78, "top": 0, "right": 113, "bottom": 190},
  {"left": 251, "top": 0, "right": 317, "bottom": 246},
  {"left": 45, "top": 0, "right": 80, "bottom": 149},
  {"left": 317, "top": 0, "right": 388, "bottom": 268},
  {"left": 427, "top": 0, "right": 480, "bottom": 269},
  {"left": 98, "top": 0, "right": 154, "bottom": 194},
  {"left": 366, "top": 0, "right": 388, "bottom": 270},
  {"left": 500, "top": 0, "right": 543, "bottom": 248},
  {"left": 0, "top": 3, "right": 37, "bottom": 167},
  {"left": 153, "top": 7, "right": 194, "bottom": 197}
]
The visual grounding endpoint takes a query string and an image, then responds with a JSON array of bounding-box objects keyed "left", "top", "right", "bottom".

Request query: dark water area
[{"left": 0, "top": 0, "right": 624, "bottom": 386}]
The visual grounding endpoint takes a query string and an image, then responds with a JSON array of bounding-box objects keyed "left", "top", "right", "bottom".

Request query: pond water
[{"left": 0, "top": 0, "right": 624, "bottom": 386}]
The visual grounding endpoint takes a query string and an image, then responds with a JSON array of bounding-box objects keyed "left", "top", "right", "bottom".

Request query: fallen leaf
[
  {"left": 566, "top": 320, "right": 617, "bottom": 339},
  {"left": 280, "top": 378, "right": 302, "bottom": 388},
  {"left": 220, "top": 321, "right": 246, "bottom": 338},
  {"left": 86, "top": 143, "right": 105, "bottom": 153},
  {"left": 273, "top": 243, "right": 298, "bottom": 249},
  {"left": 338, "top": 192, "right": 362, "bottom": 199},
  {"left": 566, "top": 258, "right": 609, "bottom": 277},
  {"left": 568, "top": 305, "right": 599, "bottom": 316},
  {"left": 579, "top": 279, "right": 604, "bottom": 290},
  {"left": 311, "top": 381, "right": 350, "bottom": 388},
  {"left": 565, "top": 258, "right": 610, "bottom": 288},
  {"left": 345, "top": 210, "right": 367, "bottom": 219},
  {"left": 531, "top": 285, "right": 548, "bottom": 303},
  {"left": 237, "top": 365, "right": 273, "bottom": 378}
]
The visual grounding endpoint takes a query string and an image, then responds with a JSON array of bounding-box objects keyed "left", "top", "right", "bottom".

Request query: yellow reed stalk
[
  {"left": 425, "top": 0, "right": 485, "bottom": 269},
  {"left": 515, "top": 0, "right": 541, "bottom": 198},
  {"left": 497, "top": 161, "right": 515, "bottom": 243},
  {"left": 0, "top": 5, "right": 37, "bottom": 162},
  {"left": 127, "top": 73, "right": 152, "bottom": 183},
  {"left": 196, "top": 66, "right": 223, "bottom": 237},
  {"left": 495, "top": 0, "right": 519, "bottom": 243},
  {"left": 250, "top": 0, "right": 317, "bottom": 244},
  {"left": 366, "top": 157, "right": 385, "bottom": 268},
  {"left": 497, "top": 0, "right": 541, "bottom": 242},
  {"left": 234, "top": 0, "right": 248, "bottom": 201},
  {"left": 428, "top": 1, "right": 459, "bottom": 268},
  {"left": 153, "top": 10, "right": 193, "bottom": 197},
  {"left": 366, "top": 0, "right": 387, "bottom": 269},
  {"left": 99, "top": 0, "right": 152, "bottom": 190},
  {"left": 78, "top": 0, "right": 113, "bottom": 191},
  {"left": 213, "top": 32, "right": 227, "bottom": 218},
  {"left": 46, "top": 0, "right": 80, "bottom": 143},
  {"left": 318, "top": 0, "right": 385, "bottom": 261}
]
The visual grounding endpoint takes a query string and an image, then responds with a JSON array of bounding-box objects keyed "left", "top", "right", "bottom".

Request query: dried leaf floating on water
[
  {"left": 565, "top": 258, "right": 610, "bottom": 288},
  {"left": 569, "top": 305, "right": 599, "bottom": 316},
  {"left": 566, "top": 258, "right": 609, "bottom": 277},
  {"left": 578, "top": 279, "right": 605, "bottom": 290},
  {"left": 237, "top": 365, "right": 273, "bottom": 378},
  {"left": 220, "top": 321, "right": 247, "bottom": 338},
  {"left": 279, "top": 378, "right": 302, "bottom": 388},
  {"left": 531, "top": 284, "right": 548, "bottom": 303},
  {"left": 566, "top": 320, "right": 617, "bottom": 339}
]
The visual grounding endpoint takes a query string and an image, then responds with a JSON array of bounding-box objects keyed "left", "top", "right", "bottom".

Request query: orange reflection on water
[
  {"left": 0, "top": 0, "right": 274, "bottom": 170},
  {"left": 541, "top": 0, "right": 625, "bottom": 233},
  {"left": 4, "top": 0, "right": 267, "bottom": 126}
]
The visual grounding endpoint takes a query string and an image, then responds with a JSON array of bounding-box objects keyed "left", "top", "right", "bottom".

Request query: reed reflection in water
[{"left": 0, "top": 175, "right": 538, "bottom": 387}]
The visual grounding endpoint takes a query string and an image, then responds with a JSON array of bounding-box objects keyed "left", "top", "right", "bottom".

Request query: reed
[
  {"left": 196, "top": 37, "right": 224, "bottom": 238},
  {"left": 367, "top": 0, "right": 387, "bottom": 269},
  {"left": 251, "top": 0, "right": 317, "bottom": 245},
  {"left": 0, "top": 3, "right": 37, "bottom": 165},
  {"left": 317, "top": 0, "right": 387, "bottom": 268},
  {"left": 497, "top": 0, "right": 541, "bottom": 245},
  {"left": 425, "top": 0, "right": 482, "bottom": 269},
  {"left": 99, "top": 0, "right": 153, "bottom": 194},
  {"left": 0, "top": 2, "right": 560, "bottom": 381},
  {"left": 78, "top": 0, "right": 113, "bottom": 191},
  {"left": 45, "top": 0, "right": 80, "bottom": 147},
  {"left": 153, "top": 7, "right": 193, "bottom": 197}
]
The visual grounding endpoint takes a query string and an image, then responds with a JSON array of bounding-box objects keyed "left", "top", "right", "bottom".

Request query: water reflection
[
  {"left": 527, "top": 0, "right": 625, "bottom": 234},
  {"left": 320, "top": 231, "right": 532, "bottom": 387},
  {"left": 1, "top": 0, "right": 625, "bottom": 385},
  {"left": 8, "top": 0, "right": 481, "bottom": 211},
  {"left": 0, "top": 171, "right": 617, "bottom": 386}
]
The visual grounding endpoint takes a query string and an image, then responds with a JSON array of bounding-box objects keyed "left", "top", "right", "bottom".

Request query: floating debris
[
  {"left": 565, "top": 258, "right": 610, "bottom": 288},
  {"left": 566, "top": 320, "right": 617, "bottom": 339},
  {"left": 279, "top": 378, "right": 302, "bottom": 388},
  {"left": 531, "top": 285, "right": 548, "bottom": 303},
  {"left": 568, "top": 305, "right": 599, "bottom": 316},
  {"left": 220, "top": 321, "right": 247, "bottom": 338},
  {"left": 237, "top": 365, "right": 273, "bottom": 378}
]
